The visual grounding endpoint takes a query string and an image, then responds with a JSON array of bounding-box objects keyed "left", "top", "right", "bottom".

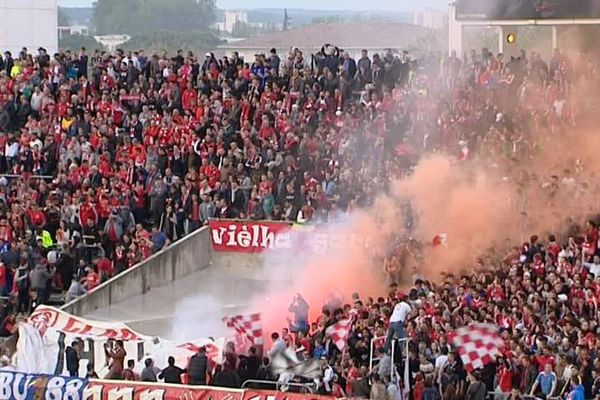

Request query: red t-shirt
[
  {"left": 85, "top": 272, "right": 100, "bottom": 290},
  {"left": 346, "top": 366, "right": 360, "bottom": 396},
  {"left": 498, "top": 365, "right": 513, "bottom": 393},
  {"left": 0, "top": 226, "right": 13, "bottom": 243},
  {"left": 97, "top": 257, "right": 113, "bottom": 277},
  {"left": 547, "top": 242, "right": 560, "bottom": 259},
  {"left": 0, "top": 265, "right": 6, "bottom": 288},
  {"left": 79, "top": 202, "right": 98, "bottom": 225},
  {"left": 259, "top": 126, "right": 275, "bottom": 140},
  {"left": 28, "top": 209, "right": 47, "bottom": 227},
  {"left": 331, "top": 383, "right": 344, "bottom": 398},
  {"left": 534, "top": 355, "right": 556, "bottom": 369},
  {"left": 182, "top": 89, "right": 197, "bottom": 110},
  {"left": 533, "top": 260, "right": 546, "bottom": 276}
]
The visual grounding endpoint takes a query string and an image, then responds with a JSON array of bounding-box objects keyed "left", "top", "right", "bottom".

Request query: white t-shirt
[
  {"left": 563, "top": 365, "right": 575, "bottom": 381},
  {"left": 389, "top": 301, "right": 411, "bottom": 323},
  {"left": 269, "top": 338, "right": 286, "bottom": 357},
  {"left": 583, "top": 262, "right": 600, "bottom": 278},
  {"left": 31, "top": 92, "right": 43, "bottom": 111},
  {"left": 435, "top": 355, "right": 448, "bottom": 370},
  {"left": 323, "top": 365, "right": 334, "bottom": 392},
  {"left": 435, "top": 355, "right": 449, "bottom": 383}
]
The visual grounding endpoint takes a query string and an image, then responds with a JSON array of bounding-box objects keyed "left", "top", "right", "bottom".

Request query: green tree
[
  {"left": 58, "top": 7, "right": 71, "bottom": 26},
  {"left": 121, "top": 30, "right": 223, "bottom": 53},
  {"left": 92, "top": 0, "right": 216, "bottom": 35},
  {"left": 310, "top": 15, "right": 344, "bottom": 25}
]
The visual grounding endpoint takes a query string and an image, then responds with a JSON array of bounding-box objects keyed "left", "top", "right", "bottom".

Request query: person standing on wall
[
  {"left": 384, "top": 292, "right": 411, "bottom": 352},
  {"left": 187, "top": 346, "right": 208, "bottom": 385},
  {"left": 104, "top": 340, "right": 126, "bottom": 380},
  {"left": 65, "top": 340, "right": 81, "bottom": 377}
]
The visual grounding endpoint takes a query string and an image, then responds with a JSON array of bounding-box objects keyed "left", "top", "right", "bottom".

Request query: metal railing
[
  {"left": 241, "top": 380, "right": 316, "bottom": 394},
  {"left": 391, "top": 338, "right": 409, "bottom": 384},
  {"left": 486, "top": 392, "right": 560, "bottom": 400},
  {"left": 368, "top": 335, "right": 386, "bottom": 373},
  {"left": 0, "top": 174, "right": 53, "bottom": 180}
]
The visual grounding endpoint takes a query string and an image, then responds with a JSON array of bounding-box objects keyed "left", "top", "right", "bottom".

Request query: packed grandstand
[{"left": 0, "top": 35, "right": 600, "bottom": 400}]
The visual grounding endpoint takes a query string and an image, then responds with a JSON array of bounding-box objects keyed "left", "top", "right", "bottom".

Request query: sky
[{"left": 58, "top": 0, "right": 448, "bottom": 11}]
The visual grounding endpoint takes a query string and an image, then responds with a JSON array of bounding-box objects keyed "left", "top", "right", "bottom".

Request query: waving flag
[
  {"left": 448, "top": 324, "right": 504, "bottom": 372},
  {"left": 325, "top": 310, "right": 358, "bottom": 352},
  {"left": 432, "top": 232, "right": 448, "bottom": 247},
  {"left": 222, "top": 313, "right": 263, "bottom": 346},
  {"left": 270, "top": 348, "right": 322, "bottom": 380}
]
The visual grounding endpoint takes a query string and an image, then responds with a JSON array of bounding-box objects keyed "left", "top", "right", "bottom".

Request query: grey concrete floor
[{"left": 82, "top": 264, "right": 293, "bottom": 341}]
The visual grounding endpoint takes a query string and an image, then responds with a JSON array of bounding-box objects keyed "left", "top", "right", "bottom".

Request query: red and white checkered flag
[
  {"left": 325, "top": 310, "right": 358, "bottom": 352},
  {"left": 448, "top": 323, "right": 504, "bottom": 372},
  {"left": 177, "top": 342, "right": 222, "bottom": 363},
  {"left": 222, "top": 313, "right": 263, "bottom": 346}
]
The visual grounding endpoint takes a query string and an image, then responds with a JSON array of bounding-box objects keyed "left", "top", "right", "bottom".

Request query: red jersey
[
  {"left": 28, "top": 209, "right": 47, "bottom": 227},
  {"left": 97, "top": 257, "right": 114, "bottom": 278},
  {"left": 182, "top": 88, "right": 197, "bottom": 111},
  {"left": 0, "top": 264, "right": 6, "bottom": 288},
  {"left": 534, "top": 355, "right": 556, "bottom": 369},
  {"left": 84, "top": 272, "right": 100, "bottom": 290},
  {"left": 497, "top": 365, "right": 513, "bottom": 393},
  {"left": 79, "top": 202, "right": 98, "bottom": 226},
  {"left": 0, "top": 226, "right": 13, "bottom": 243}
]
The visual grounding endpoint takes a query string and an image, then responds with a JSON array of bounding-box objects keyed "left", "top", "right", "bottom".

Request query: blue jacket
[
  {"left": 568, "top": 384, "right": 585, "bottom": 400},
  {"left": 313, "top": 346, "right": 326, "bottom": 360}
]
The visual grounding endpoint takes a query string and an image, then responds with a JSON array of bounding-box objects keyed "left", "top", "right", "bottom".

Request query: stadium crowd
[{"left": 1, "top": 38, "right": 600, "bottom": 400}]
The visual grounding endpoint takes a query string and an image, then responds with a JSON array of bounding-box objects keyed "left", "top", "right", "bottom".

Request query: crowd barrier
[
  {"left": 86, "top": 379, "right": 334, "bottom": 400},
  {"left": 487, "top": 392, "right": 560, "bottom": 400},
  {"left": 0, "top": 370, "right": 334, "bottom": 400},
  {"left": 368, "top": 335, "right": 386, "bottom": 372},
  {"left": 241, "top": 379, "right": 317, "bottom": 393},
  {"left": 0, "top": 174, "right": 54, "bottom": 180}
]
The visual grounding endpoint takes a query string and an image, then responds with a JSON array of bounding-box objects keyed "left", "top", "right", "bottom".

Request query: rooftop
[{"left": 220, "top": 21, "right": 438, "bottom": 50}]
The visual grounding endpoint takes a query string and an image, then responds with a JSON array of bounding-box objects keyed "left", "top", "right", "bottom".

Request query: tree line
[{"left": 92, "top": 0, "right": 217, "bottom": 36}]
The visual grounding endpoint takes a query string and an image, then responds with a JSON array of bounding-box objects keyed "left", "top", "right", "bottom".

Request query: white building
[
  {"left": 58, "top": 25, "right": 89, "bottom": 39},
  {"left": 0, "top": 0, "right": 58, "bottom": 55},
  {"left": 225, "top": 10, "right": 248, "bottom": 33},
  {"left": 413, "top": 8, "right": 447, "bottom": 30}
]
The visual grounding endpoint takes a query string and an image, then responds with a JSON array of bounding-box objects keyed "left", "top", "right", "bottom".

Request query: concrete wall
[
  {"left": 62, "top": 226, "right": 212, "bottom": 317},
  {"left": 211, "top": 251, "right": 264, "bottom": 269}
]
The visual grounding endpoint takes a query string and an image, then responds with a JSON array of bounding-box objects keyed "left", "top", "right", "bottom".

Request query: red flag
[
  {"left": 395, "top": 143, "right": 415, "bottom": 156},
  {"left": 432, "top": 233, "right": 447, "bottom": 247}
]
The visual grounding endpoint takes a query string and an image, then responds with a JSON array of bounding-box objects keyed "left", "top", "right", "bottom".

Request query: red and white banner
[
  {"left": 84, "top": 380, "right": 243, "bottom": 400},
  {"left": 209, "top": 220, "right": 369, "bottom": 254},
  {"left": 242, "top": 389, "right": 333, "bottom": 400},
  {"left": 82, "top": 381, "right": 334, "bottom": 400},
  {"left": 16, "top": 306, "right": 224, "bottom": 379},
  {"left": 120, "top": 94, "right": 142, "bottom": 102}
]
